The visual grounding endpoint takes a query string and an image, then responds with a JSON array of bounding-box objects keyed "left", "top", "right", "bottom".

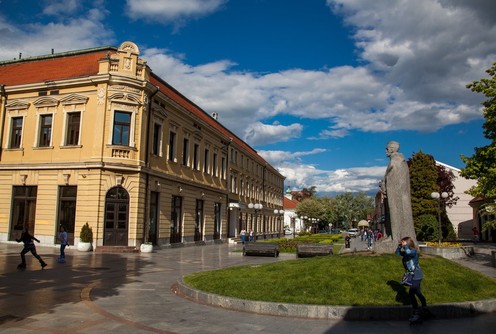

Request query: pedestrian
[
  {"left": 366, "top": 229, "right": 373, "bottom": 249},
  {"left": 16, "top": 227, "right": 47, "bottom": 270},
  {"left": 249, "top": 230, "right": 254, "bottom": 242},
  {"left": 58, "top": 225, "right": 69, "bottom": 263},
  {"left": 395, "top": 236, "right": 428, "bottom": 323},
  {"left": 240, "top": 229, "right": 246, "bottom": 244}
]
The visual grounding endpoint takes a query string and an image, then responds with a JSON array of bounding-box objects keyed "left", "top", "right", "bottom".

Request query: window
[
  {"left": 221, "top": 156, "right": 226, "bottom": 179},
  {"left": 204, "top": 148, "right": 209, "bottom": 173},
  {"left": 39, "top": 114, "right": 52, "bottom": 147},
  {"left": 182, "top": 137, "right": 189, "bottom": 166},
  {"left": 10, "top": 117, "right": 23, "bottom": 148},
  {"left": 66, "top": 112, "right": 81, "bottom": 146},
  {"left": 212, "top": 153, "right": 218, "bottom": 177},
  {"left": 112, "top": 111, "right": 131, "bottom": 146},
  {"left": 193, "top": 143, "right": 199, "bottom": 170},
  {"left": 168, "top": 131, "right": 177, "bottom": 161},
  {"left": 152, "top": 122, "right": 162, "bottom": 156}
]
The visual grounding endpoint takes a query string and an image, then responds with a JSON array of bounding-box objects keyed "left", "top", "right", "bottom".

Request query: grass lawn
[{"left": 183, "top": 253, "right": 496, "bottom": 306}]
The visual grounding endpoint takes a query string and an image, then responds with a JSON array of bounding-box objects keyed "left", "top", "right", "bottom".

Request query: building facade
[{"left": 0, "top": 41, "right": 285, "bottom": 249}]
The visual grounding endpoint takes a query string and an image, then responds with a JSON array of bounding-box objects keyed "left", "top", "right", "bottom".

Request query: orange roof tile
[{"left": 0, "top": 48, "right": 114, "bottom": 86}]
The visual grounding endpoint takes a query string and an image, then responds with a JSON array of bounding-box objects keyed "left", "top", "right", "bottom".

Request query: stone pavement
[{"left": 0, "top": 239, "right": 495, "bottom": 334}]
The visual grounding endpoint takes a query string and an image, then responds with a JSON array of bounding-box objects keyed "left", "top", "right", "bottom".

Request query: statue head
[{"left": 386, "top": 141, "right": 400, "bottom": 157}]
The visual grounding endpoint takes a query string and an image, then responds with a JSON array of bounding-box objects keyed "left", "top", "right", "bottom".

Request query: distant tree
[
  {"left": 329, "top": 192, "right": 374, "bottom": 229},
  {"left": 409, "top": 151, "right": 438, "bottom": 219},
  {"left": 408, "top": 151, "right": 458, "bottom": 240},
  {"left": 460, "top": 62, "right": 496, "bottom": 200},
  {"left": 291, "top": 186, "right": 317, "bottom": 201},
  {"left": 295, "top": 197, "right": 325, "bottom": 230}
]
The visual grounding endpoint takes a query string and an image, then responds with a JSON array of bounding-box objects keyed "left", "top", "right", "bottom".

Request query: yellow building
[{"left": 0, "top": 41, "right": 285, "bottom": 250}]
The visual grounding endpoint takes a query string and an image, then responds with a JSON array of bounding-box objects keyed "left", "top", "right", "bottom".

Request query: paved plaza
[{"left": 1, "top": 238, "right": 495, "bottom": 334}]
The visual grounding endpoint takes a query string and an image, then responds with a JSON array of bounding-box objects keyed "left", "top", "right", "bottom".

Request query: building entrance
[{"left": 104, "top": 187, "right": 129, "bottom": 246}]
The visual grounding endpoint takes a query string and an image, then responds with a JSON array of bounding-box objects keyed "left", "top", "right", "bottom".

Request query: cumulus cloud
[
  {"left": 0, "top": 6, "right": 113, "bottom": 60},
  {"left": 125, "top": 0, "right": 227, "bottom": 26},
  {"left": 42, "top": 0, "right": 81, "bottom": 16},
  {"left": 276, "top": 163, "right": 386, "bottom": 195}
]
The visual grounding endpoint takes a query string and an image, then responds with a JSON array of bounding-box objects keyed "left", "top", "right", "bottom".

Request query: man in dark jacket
[{"left": 16, "top": 227, "right": 47, "bottom": 270}]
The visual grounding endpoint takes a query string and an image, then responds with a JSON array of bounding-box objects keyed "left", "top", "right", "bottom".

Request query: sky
[{"left": 1, "top": 0, "right": 495, "bottom": 196}]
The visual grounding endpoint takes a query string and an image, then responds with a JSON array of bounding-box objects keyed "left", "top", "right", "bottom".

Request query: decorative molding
[
  {"left": 6, "top": 100, "right": 30, "bottom": 111},
  {"left": 60, "top": 93, "right": 89, "bottom": 105},
  {"left": 33, "top": 96, "right": 59, "bottom": 108},
  {"left": 119, "top": 41, "right": 140, "bottom": 55}
]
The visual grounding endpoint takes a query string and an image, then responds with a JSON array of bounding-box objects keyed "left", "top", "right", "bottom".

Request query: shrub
[
  {"left": 415, "top": 214, "right": 438, "bottom": 241},
  {"left": 80, "top": 222, "right": 93, "bottom": 243}
]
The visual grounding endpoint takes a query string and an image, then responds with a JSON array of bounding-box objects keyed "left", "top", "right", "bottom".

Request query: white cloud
[
  {"left": 0, "top": 7, "right": 113, "bottom": 60},
  {"left": 276, "top": 162, "right": 386, "bottom": 195},
  {"left": 42, "top": 0, "right": 81, "bottom": 16},
  {"left": 126, "top": 0, "right": 227, "bottom": 25},
  {"left": 258, "top": 148, "right": 327, "bottom": 165},
  {"left": 244, "top": 122, "right": 303, "bottom": 146}
]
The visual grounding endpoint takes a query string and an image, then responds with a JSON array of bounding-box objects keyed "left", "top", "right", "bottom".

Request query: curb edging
[{"left": 176, "top": 278, "right": 496, "bottom": 321}]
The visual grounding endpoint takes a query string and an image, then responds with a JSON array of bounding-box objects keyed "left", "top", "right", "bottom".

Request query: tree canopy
[{"left": 460, "top": 62, "right": 496, "bottom": 199}]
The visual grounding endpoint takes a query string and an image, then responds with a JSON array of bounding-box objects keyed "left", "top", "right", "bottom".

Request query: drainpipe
[
  {"left": 142, "top": 86, "right": 160, "bottom": 245},
  {"left": 0, "top": 85, "right": 7, "bottom": 161}
]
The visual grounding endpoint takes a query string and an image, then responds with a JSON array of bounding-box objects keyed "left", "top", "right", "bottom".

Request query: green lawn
[{"left": 183, "top": 253, "right": 496, "bottom": 306}]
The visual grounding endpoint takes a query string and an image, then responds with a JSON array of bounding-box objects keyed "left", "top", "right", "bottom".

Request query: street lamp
[
  {"left": 274, "top": 209, "right": 284, "bottom": 236},
  {"left": 431, "top": 191, "right": 448, "bottom": 246},
  {"left": 248, "top": 203, "right": 263, "bottom": 242}
]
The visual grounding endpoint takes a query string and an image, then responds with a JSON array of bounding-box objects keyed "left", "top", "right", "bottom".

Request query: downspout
[
  {"left": 142, "top": 86, "right": 160, "bottom": 245},
  {"left": 0, "top": 85, "right": 7, "bottom": 161}
]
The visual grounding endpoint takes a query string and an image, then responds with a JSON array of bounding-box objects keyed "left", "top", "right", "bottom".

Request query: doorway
[{"left": 104, "top": 187, "right": 129, "bottom": 246}]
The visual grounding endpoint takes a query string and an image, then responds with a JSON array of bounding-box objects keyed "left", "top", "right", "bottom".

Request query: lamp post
[
  {"left": 431, "top": 191, "right": 448, "bottom": 246},
  {"left": 248, "top": 203, "right": 263, "bottom": 242},
  {"left": 274, "top": 209, "right": 284, "bottom": 237}
]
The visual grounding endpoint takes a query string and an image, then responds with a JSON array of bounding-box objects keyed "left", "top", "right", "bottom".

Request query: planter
[
  {"left": 420, "top": 245, "right": 474, "bottom": 259},
  {"left": 140, "top": 243, "right": 153, "bottom": 253},
  {"left": 77, "top": 241, "right": 93, "bottom": 252}
]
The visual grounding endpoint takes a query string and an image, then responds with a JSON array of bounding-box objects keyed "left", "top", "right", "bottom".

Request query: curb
[{"left": 175, "top": 278, "right": 496, "bottom": 321}]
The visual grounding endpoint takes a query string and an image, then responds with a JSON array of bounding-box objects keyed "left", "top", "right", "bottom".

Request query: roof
[
  {"left": 284, "top": 196, "right": 299, "bottom": 210},
  {"left": 0, "top": 47, "right": 116, "bottom": 86}
]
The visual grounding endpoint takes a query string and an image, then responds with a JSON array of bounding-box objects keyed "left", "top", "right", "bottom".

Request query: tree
[
  {"left": 292, "top": 186, "right": 317, "bottom": 201},
  {"left": 460, "top": 62, "right": 496, "bottom": 200},
  {"left": 409, "top": 151, "right": 438, "bottom": 219},
  {"left": 329, "top": 192, "right": 374, "bottom": 229},
  {"left": 295, "top": 197, "right": 325, "bottom": 230},
  {"left": 408, "top": 151, "right": 458, "bottom": 240}
]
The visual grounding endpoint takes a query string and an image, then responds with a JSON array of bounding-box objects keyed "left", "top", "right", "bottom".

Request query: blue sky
[{"left": 1, "top": 0, "right": 494, "bottom": 195}]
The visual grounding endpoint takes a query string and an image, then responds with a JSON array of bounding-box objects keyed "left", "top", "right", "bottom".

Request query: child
[
  {"left": 58, "top": 225, "right": 69, "bottom": 263},
  {"left": 16, "top": 227, "right": 47, "bottom": 270},
  {"left": 395, "top": 236, "right": 427, "bottom": 323}
]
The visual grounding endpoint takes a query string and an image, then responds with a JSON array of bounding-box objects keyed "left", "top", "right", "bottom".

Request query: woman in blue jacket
[{"left": 396, "top": 236, "right": 427, "bottom": 322}]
